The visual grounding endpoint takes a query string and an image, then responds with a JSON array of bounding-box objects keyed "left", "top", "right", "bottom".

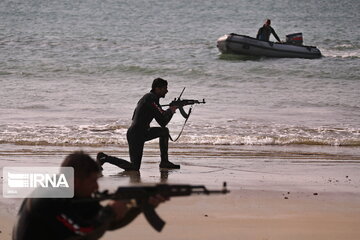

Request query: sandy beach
[
  {"left": 1, "top": 1, "right": 359, "bottom": 239},
  {"left": 1, "top": 143, "right": 360, "bottom": 240}
]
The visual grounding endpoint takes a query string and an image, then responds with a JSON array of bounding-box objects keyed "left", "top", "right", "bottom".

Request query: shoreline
[{"left": 1, "top": 143, "right": 360, "bottom": 239}]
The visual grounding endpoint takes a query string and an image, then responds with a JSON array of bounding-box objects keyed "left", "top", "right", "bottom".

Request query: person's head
[
  {"left": 151, "top": 78, "right": 168, "bottom": 98},
  {"left": 61, "top": 151, "right": 101, "bottom": 197},
  {"left": 264, "top": 19, "right": 271, "bottom": 26}
]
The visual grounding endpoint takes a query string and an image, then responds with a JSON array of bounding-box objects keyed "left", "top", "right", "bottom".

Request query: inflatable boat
[{"left": 217, "top": 33, "right": 321, "bottom": 59}]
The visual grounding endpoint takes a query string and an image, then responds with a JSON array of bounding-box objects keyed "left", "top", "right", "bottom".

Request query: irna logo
[
  {"left": 3, "top": 167, "right": 74, "bottom": 198},
  {"left": 7, "top": 172, "right": 69, "bottom": 188}
]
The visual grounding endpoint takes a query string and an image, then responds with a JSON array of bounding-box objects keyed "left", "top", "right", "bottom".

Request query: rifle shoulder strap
[{"left": 169, "top": 106, "right": 193, "bottom": 142}]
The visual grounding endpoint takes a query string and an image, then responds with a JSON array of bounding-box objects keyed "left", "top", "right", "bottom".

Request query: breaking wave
[{"left": 1, "top": 124, "right": 359, "bottom": 147}]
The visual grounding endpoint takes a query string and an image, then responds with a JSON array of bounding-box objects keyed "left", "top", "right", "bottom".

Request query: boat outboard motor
[{"left": 286, "top": 33, "right": 303, "bottom": 45}]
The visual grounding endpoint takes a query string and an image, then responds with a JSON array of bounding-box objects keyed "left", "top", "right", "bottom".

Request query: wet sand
[{"left": 1, "top": 143, "right": 360, "bottom": 239}]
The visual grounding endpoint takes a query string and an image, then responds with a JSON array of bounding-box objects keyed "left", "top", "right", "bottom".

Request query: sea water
[{"left": 1, "top": 0, "right": 359, "bottom": 151}]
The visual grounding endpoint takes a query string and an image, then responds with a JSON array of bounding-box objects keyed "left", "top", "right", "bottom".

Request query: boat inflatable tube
[{"left": 217, "top": 33, "right": 321, "bottom": 59}]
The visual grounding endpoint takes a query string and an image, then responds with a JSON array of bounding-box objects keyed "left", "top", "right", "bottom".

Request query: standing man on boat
[
  {"left": 256, "top": 19, "right": 281, "bottom": 42},
  {"left": 97, "top": 78, "right": 181, "bottom": 171}
]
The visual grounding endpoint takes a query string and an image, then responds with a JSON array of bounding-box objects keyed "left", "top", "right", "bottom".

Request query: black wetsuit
[
  {"left": 102, "top": 91, "right": 173, "bottom": 171},
  {"left": 256, "top": 25, "right": 281, "bottom": 42},
  {"left": 127, "top": 91, "right": 173, "bottom": 170},
  {"left": 13, "top": 197, "right": 114, "bottom": 240}
]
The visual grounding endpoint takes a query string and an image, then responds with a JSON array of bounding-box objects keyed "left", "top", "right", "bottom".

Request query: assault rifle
[
  {"left": 161, "top": 87, "right": 205, "bottom": 119},
  {"left": 91, "top": 182, "right": 229, "bottom": 232},
  {"left": 166, "top": 98, "right": 206, "bottom": 108}
]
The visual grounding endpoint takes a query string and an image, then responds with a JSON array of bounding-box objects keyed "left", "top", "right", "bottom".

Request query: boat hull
[{"left": 217, "top": 34, "right": 322, "bottom": 59}]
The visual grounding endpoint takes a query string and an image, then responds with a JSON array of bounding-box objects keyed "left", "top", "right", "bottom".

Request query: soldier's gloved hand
[
  {"left": 169, "top": 106, "right": 178, "bottom": 113},
  {"left": 108, "top": 200, "right": 129, "bottom": 221},
  {"left": 148, "top": 194, "right": 169, "bottom": 208}
]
